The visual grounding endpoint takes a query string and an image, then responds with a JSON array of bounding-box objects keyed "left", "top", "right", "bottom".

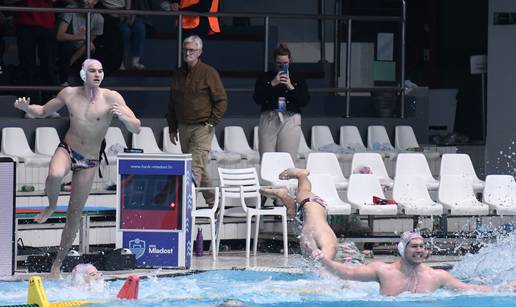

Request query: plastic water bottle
[
  {"left": 195, "top": 228, "right": 204, "bottom": 256},
  {"left": 277, "top": 97, "right": 286, "bottom": 113}
]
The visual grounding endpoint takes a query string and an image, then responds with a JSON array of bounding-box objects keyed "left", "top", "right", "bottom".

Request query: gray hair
[{"left": 183, "top": 35, "right": 203, "bottom": 50}]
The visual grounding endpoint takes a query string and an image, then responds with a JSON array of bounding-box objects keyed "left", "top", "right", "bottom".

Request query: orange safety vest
[{"left": 180, "top": 0, "right": 220, "bottom": 34}]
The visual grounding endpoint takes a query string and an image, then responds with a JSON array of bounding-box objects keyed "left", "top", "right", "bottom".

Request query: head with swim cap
[
  {"left": 398, "top": 231, "right": 424, "bottom": 259},
  {"left": 71, "top": 263, "right": 102, "bottom": 286},
  {"left": 80, "top": 59, "right": 104, "bottom": 86}
]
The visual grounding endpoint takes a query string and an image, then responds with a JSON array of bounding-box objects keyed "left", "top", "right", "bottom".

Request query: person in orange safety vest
[{"left": 169, "top": 0, "right": 220, "bottom": 37}]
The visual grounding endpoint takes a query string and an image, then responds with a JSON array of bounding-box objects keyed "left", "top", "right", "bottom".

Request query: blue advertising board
[{"left": 123, "top": 231, "right": 179, "bottom": 267}]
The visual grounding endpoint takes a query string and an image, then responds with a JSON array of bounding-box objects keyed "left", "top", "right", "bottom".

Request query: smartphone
[{"left": 279, "top": 63, "right": 289, "bottom": 75}]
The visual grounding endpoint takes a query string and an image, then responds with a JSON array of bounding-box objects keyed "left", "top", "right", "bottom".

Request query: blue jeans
[{"left": 118, "top": 17, "right": 146, "bottom": 57}]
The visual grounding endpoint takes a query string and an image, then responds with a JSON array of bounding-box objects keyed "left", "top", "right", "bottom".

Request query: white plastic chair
[
  {"left": 162, "top": 127, "right": 182, "bottom": 154},
  {"left": 217, "top": 167, "right": 288, "bottom": 258},
  {"left": 306, "top": 152, "right": 348, "bottom": 189},
  {"left": 483, "top": 175, "right": 516, "bottom": 215},
  {"left": 347, "top": 174, "right": 398, "bottom": 215},
  {"left": 393, "top": 175, "right": 443, "bottom": 216},
  {"left": 209, "top": 133, "right": 241, "bottom": 164},
  {"left": 339, "top": 125, "right": 367, "bottom": 152},
  {"left": 253, "top": 125, "right": 259, "bottom": 151},
  {"left": 1, "top": 127, "right": 50, "bottom": 166},
  {"left": 367, "top": 125, "right": 395, "bottom": 153},
  {"left": 311, "top": 125, "right": 336, "bottom": 151},
  {"left": 395, "top": 153, "right": 439, "bottom": 190},
  {"left": 308, "top": 173, "right": 351, "bottom": 215},
  {"left": 132, "top": 126, "right": 163, "bottom": 154},
  {"left": 394, "top": 125, "right": 441, "bottom": 160},
  {"left": 191, "top": 187, "right": 219, "bottom": 259},
  {"left": 438, "top": 175, "right": 489, "bottom": 215},
  {"left": 105, "top": 126, "right": 128, "bottom": 164},
  {"left": 351, "top": 152, "right": 393, "bottom": 187},
  {"left": 35, "top": 127, "right": 60, "bottom": 156},
  {"left": 223, "top": 126, "right": 260, "bottom": 163},
  {"left": 260, "top": 152, "right": 296, "bottom": 189},
  {"left": 297, "top": 130, "right": 312, "bottom": 160},
  {"left": 440, "top": 153, "right": 485, "bottom": 191}
]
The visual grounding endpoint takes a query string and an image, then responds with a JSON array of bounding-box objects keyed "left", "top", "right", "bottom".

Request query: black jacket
[{"left": 253, "top": 69, "right": 310, "bottom": 114}]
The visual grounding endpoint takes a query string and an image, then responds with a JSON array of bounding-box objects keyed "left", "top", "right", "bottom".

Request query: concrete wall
[{"left": 486, "top": 0, "right": 516, "bottom": 175}]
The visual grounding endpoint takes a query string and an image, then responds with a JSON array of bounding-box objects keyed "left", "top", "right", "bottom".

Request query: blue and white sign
[
  {"left": 123, "top": 231, "right": 179, "bottom": 267},
  {"left": 119, "top": 159, "right": 185, "bottom": 175}
]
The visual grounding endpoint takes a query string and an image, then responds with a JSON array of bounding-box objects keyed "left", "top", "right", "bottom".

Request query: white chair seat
[
  {"left": 1, "top": 127, "right": 51, "bottom": 167},
  {"left": 398, "top": 199, "right": 443, "bottom": 216},
  {"left": 347, "top": 174, "right": 397, "bottom": 215},
  {"left": 440, "top": 154, "right": 485, "bottom": 191},
  {"left": 306, "top": 153, "right": 348, "bottom": 190},
  {"left": 309, "top": 174, "right": 351, "bottom": 215},
  {"left": 438, "top": 175, "right": 489, "bottom": 216},
  {"left": 105, "top": 126, "right": 127, "bottom": 164},
  {"left": 192, "top": 187, "right": 219, "bottom": 259},
  {"left": 395, "top": 153, "right": 439, "bottom": 190},
  {"left": 351, "top": 152, "right": 393, "bottom": 188},
  {"left": 483, "top": 175, "right": 516, "bottom": 215},
  {"left": 224, "top": 126, "right": 260, "bottom": 164},
  {"left": 393, "top": 175, "right": 443, "bottom": 216},
  {"left": 132, "top": 126, "right": 163, "bottom": 154},
  {"left": 260, "top": 152, "right": 297, "bottom": 190},
  {"left": 35, "top": 127, "right": 60, "bottom": 157},
  {"left": 162, "top": 127, "right": 183, "bottom": 154}
]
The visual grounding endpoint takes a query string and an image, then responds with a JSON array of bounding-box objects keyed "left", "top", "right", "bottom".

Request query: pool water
[{"left": 1, "top": 235, "right": 516, "bottom": 306}]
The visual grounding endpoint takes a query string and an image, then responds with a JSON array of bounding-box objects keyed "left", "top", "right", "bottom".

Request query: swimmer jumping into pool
[
  {"left": 260, "top": 168, "right": 338, "bottom": 259},
  {"left": 313, "top": 231, "right": 516, "bottom": 296},
  {"left": 14, "top": 59, "right": 141, "bottom": 279}
]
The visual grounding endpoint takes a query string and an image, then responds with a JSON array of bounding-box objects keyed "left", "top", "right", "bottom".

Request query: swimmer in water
[
  {"left": 313, "top": 231, "right": 516, "bottom": 296},
  {"left": 70, "top": 263, "right": 102, "bottom": 287}
]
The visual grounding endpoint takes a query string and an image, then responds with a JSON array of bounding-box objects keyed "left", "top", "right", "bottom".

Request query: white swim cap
[
  {"left": 80, "top": 58, "right": 103, "bottom": 82},
  {"left": 397, "top": 231, "right": 423, "bottom": 258}
]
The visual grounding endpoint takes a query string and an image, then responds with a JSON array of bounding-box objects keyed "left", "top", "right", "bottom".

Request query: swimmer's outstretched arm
[
  {"left": 437, "top": 270, "right": 496, "bottom": 292},
  {"left": 14, "top": 89, "right": 68, "bottom": 118},
  {"left": 313, "top": 249, "right": 380, "bottom": 282},
  {"left": 109, "top": 90, "right": 141, "bottom": 134}
]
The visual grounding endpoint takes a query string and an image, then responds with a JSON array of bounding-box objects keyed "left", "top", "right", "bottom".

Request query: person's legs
[
  {"left": 49, "top": 166, "right": 97, "bottom": 278},
  {"left": 258, "top": 111, "right": 279, "bottom": 156},
  {"left": 34, "top": 147, "right": 71, "bottom": 224},
  {"left": 117, "top": 21, "right": 131, "bottom": 68},
  {"left": 277, "top": 113, "right": 301, "bottom": 161},
  {"left": 259, "top": 186, "right": 296, "bottom": 218},
  {"left": 130, "top": 18, "right": 145, "bottom": 68}
]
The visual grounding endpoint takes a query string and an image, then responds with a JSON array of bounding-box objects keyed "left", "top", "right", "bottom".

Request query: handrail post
[
  {"left": 345, "top": 18, "right": 352, "bottom": 118},
  {"left": 86, "top": 11, "right": 91, "bottom": 58},
  {"left": 264, "top": 16, "right": 270, "bottom": 72},
  {"left": 319, "top": 0, "right": 326, "bottom": 63},
  {"left": 177, "top": 14, "right": 183, "bottom": 68},
  {"left": 400, "top": 0, "right": 406, "bottom": 118},
  {"left": 333, "top": 0, "right": 340, "bottom": 96}
]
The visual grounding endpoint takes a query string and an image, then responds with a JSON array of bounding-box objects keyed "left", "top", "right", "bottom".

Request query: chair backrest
[
  {"left": 298, "top": 130, "right": 311, "bottom": 158},
  {"left": 395, "top": 125, "right": 419, "bottom": 150},
  {"left": 351, "top": 152, "right": 390, "bottom": 179},
  {"left": 309, "top": 173, "right": 342, "bottom": 201},
  {"left": 311, "top": 125, "right": 335, "bottom": 150},
  {"left": 440, "top": 153, "right": 480, "bottom": 181},
  {"left": 395, "top": 153, "right": 434, "bottom": 181},
  {"left": 339, "top": 125, "right": 366, "bottom": 150},
  {"left": 132, "top": 126, "right": 162, "bottom": 153},
  {"left": 162, "top": 127, "right": 182, "bottom": 154},
  {"left": 438, "top": 175, "right": 476, "bottom": 204},
  {"left": 483, "top": 175, "right": 516, "bottom": 206},
  {"left": 211, "top": 133, "right": 223, "bottom": 151},
  {"left": 253, "top": 126, "right": 259, "bottom": 151},
  {"left": 35, "top": 127, "right": 60, "bottom": 156},
  {"left": 306, "top": 152, "right": 346, "bottom": 183},
  {"left": 1, "top": 127, "right": 33, "bottom": 156},
  {"left": 393, "top": 175, "right": 433, "bottom": 203},
  {"left": 347, "top": 174, "right": 385, "bottom": 204},
  {"left": 224, "top": 126, "right": 253, "bottom": 153},
  {"left": 218, "top": 167, "right": 260, "bottom": 211},
  {"left": 105, "top": 126, "right": 128, "bottom": 152},
  {"left": 260, "top": 152, "right": 295, "bottom": 184},
  {"left": 367, "top": 125, "right": 394, "bottom": 150}
]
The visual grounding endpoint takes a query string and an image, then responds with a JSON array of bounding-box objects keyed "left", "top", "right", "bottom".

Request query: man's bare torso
[
  {"left": 375, "top": 262, "right": 445, "bottom": 296},
  {"left": 61, "top": 87, "right": 114, "bottom": 159}
]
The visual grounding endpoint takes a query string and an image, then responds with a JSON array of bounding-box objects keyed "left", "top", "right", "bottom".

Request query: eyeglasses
[{"left": 183, "top": 48, "right": 200, "bottom": 54}]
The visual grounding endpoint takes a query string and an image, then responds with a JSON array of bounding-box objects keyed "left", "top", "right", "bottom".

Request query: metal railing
[{"left": 0, "top": 1, "right": 406, "bottom": 117}]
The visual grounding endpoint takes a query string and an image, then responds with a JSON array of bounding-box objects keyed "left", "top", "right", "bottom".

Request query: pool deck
[{"left": 0, "top": 252, "right": 463, "bottom": 282}]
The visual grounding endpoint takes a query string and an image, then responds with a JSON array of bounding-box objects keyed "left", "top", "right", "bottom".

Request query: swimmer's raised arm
[
  {"left": 313, "top": 249, "right": 380, "bottom": 282},
  {"left": 108, "top": 90, "right": 141, "bottom": 134},
  {"left": 14, "top": 88, "right": 68, "bottom": 118}
]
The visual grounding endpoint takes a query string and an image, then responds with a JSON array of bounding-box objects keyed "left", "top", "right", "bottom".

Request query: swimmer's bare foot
[
  {"left": 260, "top": 187, "right": 296, "bottom": 218},
  {"left": 34, "top": 208, "right": 56, "bottom": 224},
  {"left": 278, "top": 168, "right": 309, "bottom": 180}
]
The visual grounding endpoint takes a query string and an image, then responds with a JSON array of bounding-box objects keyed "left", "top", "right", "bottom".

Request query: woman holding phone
[{"left": 253, "top": 43, "right": 310, "bottom": 160}]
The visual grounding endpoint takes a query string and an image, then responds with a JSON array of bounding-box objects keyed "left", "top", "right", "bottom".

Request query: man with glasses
[{"left": 167, "top": 35, "right": 227, "bottom": 206}]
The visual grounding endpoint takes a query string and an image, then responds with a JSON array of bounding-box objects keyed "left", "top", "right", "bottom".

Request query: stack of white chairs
[
  {"left": 394, "top": 125, "right": 440, "bottom": 175},
  {"left": 482, "top": 175, "right": 516, "bottom": 216},
  {"left": 2, "top": 127, "right": 51, "bottom": 190},
  {"left": 162, "top": 127, "right": 183, "bottom": 154},
  {"left": 306, "top": 152, "right": 348, "bottom": 190},
  {"left": 260, "top": 152, "right": 297, "bottom": 191},
  {"left": 132, "top": 126, "right": 163, "bottom": 154},
  {"left": 217, "top": 167, "right": 288, "bottom": 258},
  {"left": 440, "top": 153, "right": 485, "bottom": 191},
  {"left": 309, "top": 173, "right": 351, "bottom": 215},
  {"left": 351, "top": 152, "right": 394, "bottom": 188},
  {"left": 223, "top": 126, "right": 260, "bottom": 165},
  {"left": 395, "top": 153, "right": 439, "bottom": 190}
]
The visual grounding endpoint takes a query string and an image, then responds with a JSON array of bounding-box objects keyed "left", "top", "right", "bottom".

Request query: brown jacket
[{"left": 167, "top": 60, "right": 227, "bottom": 132}]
